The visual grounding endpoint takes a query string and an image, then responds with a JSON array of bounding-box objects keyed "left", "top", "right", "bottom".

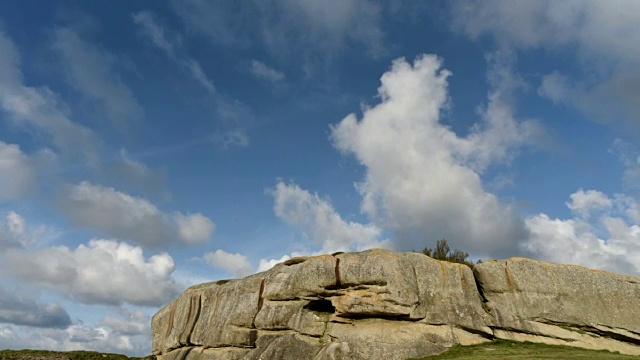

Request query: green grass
[
  {"left": 410, "top": 340, "right": 640, "bottom": 359},
  {"left": 0, "top": 349, "right": 154, "bottom": 360}
]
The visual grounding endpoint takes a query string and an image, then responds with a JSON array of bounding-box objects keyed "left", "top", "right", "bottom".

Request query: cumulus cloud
[
  {"left": 0, "top": 287, "right": 71, "bottom": 328},
  {"left": 204, "top": 249, "right": 253, "bottom": 278},
  {"left": 52, "top": 27, "right": 144, "bottom": 126},
  {"left": 0, "top": 309, "right": 152, "bottom": 356},
  {"left": 257, "top": 254, "right": 291, "bottom": 273},
  {"left": 1, "top": 239, "right": 180, "bottom": 306},
  {"left": 452, "top": 0, "right": 640, "bottom": 133},
  {"left": 0, "top": 142, "right": 35, "bottom": 201},
  {"left": 175, "top": 213, "right": 216, "bottom": 245},
  {"left": 566, "top": 189, "right": 613, "bottom": 218},
  {"left": 330, "top": 54, "right": 532, "bottom": 257},
  {"left": 250, "top": 60, "right": 285, "bottom": 82},
  {"left": 59, "top": 181, "right": 214, "bottom": 247},
  {"left": 271, "top": 182, "right": 386, "bottom": 253},
  {"left": 525, "top": 189, "right": 640, "bottom": 276},
  {"left": 0, "top": 31, "right": 97, "bottom": 161}
]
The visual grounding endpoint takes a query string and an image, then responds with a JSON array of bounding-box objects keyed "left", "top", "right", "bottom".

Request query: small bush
[{"left": 421, "top": 239, "right": 475, "bottom": 267}]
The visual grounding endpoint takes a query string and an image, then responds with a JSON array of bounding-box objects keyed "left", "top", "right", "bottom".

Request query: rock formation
[{"left": 152, "top": 249, "right": 640, "bottom": 359}]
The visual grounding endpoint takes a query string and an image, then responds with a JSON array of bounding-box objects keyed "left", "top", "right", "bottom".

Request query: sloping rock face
[{"left": 152, "top": 249, "right": 640, "bottom": 359}]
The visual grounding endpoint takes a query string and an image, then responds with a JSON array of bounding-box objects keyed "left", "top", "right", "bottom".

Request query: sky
[{"left": 0, "top": 0, "right": 639, "bottom": 355}]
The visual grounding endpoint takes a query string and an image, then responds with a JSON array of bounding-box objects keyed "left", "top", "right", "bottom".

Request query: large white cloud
[
  {"left": 525, "top": 189, "right": 640, "bottom": 276},
  {"left": 0, "top": 31, "right": 97, "bottom": 161},
  {"left": 272, "top": 181, "right": 386, "bottom": 254},
  {"left": 0, "top": 142, "right": 34, "bottom": 201},
  {"left": 59, "top": 181, "right": 214, "bottom": 247},
  {"left": 52, "top": 27, "right": 144, "bottom": 126},
  {"left": 330, "top": 54, "right": 534, "bottom": 257},
  {"left": 1, "top": 239, "right": 180, "bottom": 306},
  {"left": 204, "top": 249, "right": 253, "bottom": 278}
]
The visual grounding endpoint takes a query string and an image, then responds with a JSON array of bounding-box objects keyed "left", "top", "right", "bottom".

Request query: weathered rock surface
[{"left": 152, "top": 249, "right": 640, "bottom": 359}]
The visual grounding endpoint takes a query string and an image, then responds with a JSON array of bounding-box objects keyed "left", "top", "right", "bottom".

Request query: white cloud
[
  {"left": 257, "top": 254, "right": 291, "bottom": 273},
  {"left": 0, "top": 142, "right": 34, "bottom": 201},
  {"left": 0, "top": 310, "right": 152, "bottom": 356},
  {"left": 330, "top": 54, "right": 530, "bottom": 257},
  {"left": 538, "top": 70, "right": 640, "bottom": 132},
  {"left": 169, "top": 0, "right": 245, "bottom": 47},
  {"left": 103, "top": 149, "right": 171, "bottom": 201},
  {"left": 175, "top": 213, "right": 215, "bottom": 245},
  {"left": 566, "top": 189, "right": 613, "bottom": 218},
  {"left": 250, "top": 60, "right": 285, "bottom": 82},
  {"left": 525, "top": 189, "right": 640, "bottom": 276},
  {"left": 52, "top": 27, "right": 144, "bottom": 126},
  {"left": 213, "top": 130, "right": 250, "bottom": 148},
  {"left": 100, "top": 309, "right": 150, "bottom": 336},
  {"left": 452, "top": 0, "right": 640, "bottom": 63},
  {"left": 183, "top": 58, "right": 216, "bottom": 93},
  {"left": 133, "top": 11, "right": 215, "bottom": 93},
  {"left": 171, "top": 0, "right": 385, "bottom": 58},
  {"left": 275, "top": 0, "right": 385, "bottom": 55},
  {"left": 0, "top": 31, "right": 97, "bottom": 161},
  {"left": 204, "top": 249, "right": 253, "bottom": 278},
  {"left": 0, "top": 287, "right": 71, "bottom": 328},
  {"left": 1, "top": 239, "right": 180, "bottom": 306},
  {"left": 131, "top": 11, "right": 176, "bottom": 56},
  {"left": 271, "top": 182, "right": 386, "bottom": 253},
  {"left": 59, "top": 181, "right": 214, "bottom": 247},
  {"left": 0, "top": 211, "right": 55, "bottom": 250},
  {"left": 452, "top": 0, "right": 640, "bottom": 132},
  {"left": 609, "top": 139, "right": 640, "bottom": 194},
  {"left": 133, "top": 11, "right": 251, "bottom": 147}
]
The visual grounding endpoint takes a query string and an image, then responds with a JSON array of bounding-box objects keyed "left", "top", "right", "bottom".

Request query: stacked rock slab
[{"left": 152, "top": 249, "right": 640, "bottom": 360}]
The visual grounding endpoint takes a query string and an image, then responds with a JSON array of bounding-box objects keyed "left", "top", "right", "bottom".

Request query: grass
[
  {"left": 3, "top": 341, "right": 639, "bottom": 360},
  {"left": 0, "top": 349, "right": 154, "bottom": 360},
  {"left": 410, "top": 340, "right": 640, "bottom": 359}
]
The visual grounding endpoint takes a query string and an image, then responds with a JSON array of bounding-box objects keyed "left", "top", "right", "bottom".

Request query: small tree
[{"left": 421, "top": 239, "right": 474, "bottom": 267}]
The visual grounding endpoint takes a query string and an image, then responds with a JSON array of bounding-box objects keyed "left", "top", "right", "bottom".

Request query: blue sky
[{"left": 1, "top": 0, "right": 639, "bottom": 355}]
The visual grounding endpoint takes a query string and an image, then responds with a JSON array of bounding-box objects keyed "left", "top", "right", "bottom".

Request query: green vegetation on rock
[
  {"left": 410, "top": 340, "right": 640, "bottom": 359},
  {"left": 421, "top": 239, "right": 476, "bottom": 267},
  {"left": 0, "top": 349, "right": 154, "bottom": 360}
]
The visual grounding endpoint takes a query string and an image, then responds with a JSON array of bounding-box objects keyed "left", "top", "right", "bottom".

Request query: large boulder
[
  {"left": 152, "top": 249, "right": 640, "bottom": 359},
  {"left": 474, "top": 257, "right": 640, "bottom": 355}
]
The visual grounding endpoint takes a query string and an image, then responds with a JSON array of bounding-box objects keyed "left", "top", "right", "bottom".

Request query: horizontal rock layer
[{"left": 152, "top": 249, "right": 640, "bottom": 360}]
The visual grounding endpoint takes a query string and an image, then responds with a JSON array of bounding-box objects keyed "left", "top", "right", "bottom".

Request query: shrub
[{"left": 421, "top": 239, "right": 475, "bottom": 267}]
